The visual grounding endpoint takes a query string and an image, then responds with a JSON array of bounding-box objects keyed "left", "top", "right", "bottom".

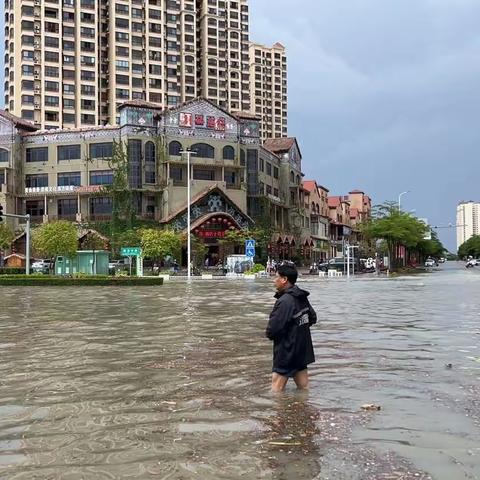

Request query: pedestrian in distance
[{"left": 266, "top": 262, "right": 317, "bottom": 393}]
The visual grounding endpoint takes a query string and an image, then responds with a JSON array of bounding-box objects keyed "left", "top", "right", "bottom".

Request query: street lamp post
[
  {"left": 180, "top": 149, "right": 196, "bottom": 279},
  {"left": 398, "top": 191, "right": 410, "bottom": 211}
]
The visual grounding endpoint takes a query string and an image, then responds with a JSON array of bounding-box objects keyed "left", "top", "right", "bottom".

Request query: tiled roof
[
  {"left": 302, "top": 180, "right": 317, "bottom": 192},
  {"left": 0, "top": 110, "right": 38, "bottom": 131},
  {"left": 263, "top": 137, "right": 296, "bottom": 153},
  {"left": 233, "top": 111, "right": 261, "bottom": 120},
  {"left": 328, "top": 196, "right": 341, "bottom": 208},
  {"left": 23, "top": 125, "right": 119, "bottom": 136},
  {"left": 118, "top": 99, "right": 164, "bottom": 110}
]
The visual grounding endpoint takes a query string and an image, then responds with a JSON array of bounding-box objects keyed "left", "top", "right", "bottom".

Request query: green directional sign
[{"left": 120, "top": 247, "right": 142, "bottom": 257}]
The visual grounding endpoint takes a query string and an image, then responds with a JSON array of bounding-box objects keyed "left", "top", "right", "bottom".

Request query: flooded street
[{"left": 1, "top": 263, "right": 480, "bottom": 479}]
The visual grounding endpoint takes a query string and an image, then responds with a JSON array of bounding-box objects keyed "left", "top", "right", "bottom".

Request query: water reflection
[{"left": 0, "top": 265, "right": 479, "bottom": 478}]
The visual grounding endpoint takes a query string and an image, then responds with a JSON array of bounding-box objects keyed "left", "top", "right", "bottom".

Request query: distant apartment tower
[
  {"left": 198, "top": 0, "right": 251, "bottom": 112},
  {"left": 457, "top": 201, "right": 480, "bottom": 250},
  {"left": 249, "top": 41, "right": 287, "bottom": 141},
  {"left": 4, "top": 0, "right": 249, "bottom": 129}
]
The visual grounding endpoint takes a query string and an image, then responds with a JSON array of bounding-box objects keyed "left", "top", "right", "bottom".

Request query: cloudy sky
[{"left": 250, "top": 0, "right": 480, "bottom": 251}]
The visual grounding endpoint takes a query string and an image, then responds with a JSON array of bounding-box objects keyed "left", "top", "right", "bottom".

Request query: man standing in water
[{"left": 266, "top": 263, "right": 317, "bottom": 392}]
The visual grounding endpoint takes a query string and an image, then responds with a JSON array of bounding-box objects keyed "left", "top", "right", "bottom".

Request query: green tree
[
  {"left": 219, "top": 229, "right": 247, "bottom": 256},
  {"left": 115, "top": 228, "right": 142, "bottom": 256},
  {"left": 33, "top": 221, "right": 78, "bottom": 260},
  {"left": 417, "top": 230, "right": 445, "bottom": 258},
  {"left": 361, "top": 202, "right": 429, "bottom": 269},
  {"left": 101, "top": 140, "right": 135, "bottom": 232},
  {"left": 140, "top": 228, "right": 182, "bottom": 263},
  {"left": 458, "top": 235, "right": 480, "bottom": 259},
  {"left": 191, "top": 235, "right": 208, "bottom": 268},
  {"left": 0, "top": 224, "right": 14, "bottom": 251}
]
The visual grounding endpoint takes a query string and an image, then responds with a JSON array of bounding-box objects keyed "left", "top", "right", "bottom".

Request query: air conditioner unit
[
  {"left": 34, "top": 103, "right": 40, "bottom": 109},
  {"left": 34, "top": 41, "right": 40, "bottom": 48},
  {"left": 34, "top": 74, "right": 40, "bottom": 80},
  {"left": 34, "top": 0, "right": 41, "bottom": 5}
]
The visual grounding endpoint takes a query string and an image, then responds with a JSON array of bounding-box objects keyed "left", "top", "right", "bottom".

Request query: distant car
[
  {"left": 319, "top": 257, "right": 360, "bottom": 272},
  {"left": 466, "top": 259, "right": 478, "bottom": 268},
  {"left": 438, "top": 257, "right": 446, "bottom": 263},
  {"left": 108, "top": 259, "right": 128, "bottom": 274},
  {"left": 424, "top": 258, "right": 436, "bottom": 267},
  {"left": 31, "top": 259, "right": 52, "bottom": 274}
]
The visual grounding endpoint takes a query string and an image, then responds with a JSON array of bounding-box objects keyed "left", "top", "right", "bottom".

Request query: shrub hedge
[
  {"left": 0, "top": 268, "right": 26, "bottom": 275},
  {"left": 0, "top": 275, "right": 164, "bottom": 286}
]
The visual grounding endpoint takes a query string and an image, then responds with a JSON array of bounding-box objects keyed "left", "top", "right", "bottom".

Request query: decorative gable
[{"left": 164, "top": 187, "right": 253, "bottom": 231}]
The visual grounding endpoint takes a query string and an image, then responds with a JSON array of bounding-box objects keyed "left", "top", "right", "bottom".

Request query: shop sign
[
  {"left": 179, "top": 112, "right": 226, "bottom": 132},
  {"left": 196, "top": 230, "right": 226, "bottom": 238}
]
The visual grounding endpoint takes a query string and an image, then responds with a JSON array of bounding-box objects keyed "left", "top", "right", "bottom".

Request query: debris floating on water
[{"left": 361, "top": 404, "right": 381, "bottom": 411}]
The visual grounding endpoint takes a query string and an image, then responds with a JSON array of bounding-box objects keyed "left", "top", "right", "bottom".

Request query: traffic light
[{"left": 0, "top": 204, "right": 3, "bottom": 222}]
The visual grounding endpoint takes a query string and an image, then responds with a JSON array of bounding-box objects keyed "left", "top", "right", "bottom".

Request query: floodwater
[{"left": 0, "top": 263, "right": 479, "bottom": 479}]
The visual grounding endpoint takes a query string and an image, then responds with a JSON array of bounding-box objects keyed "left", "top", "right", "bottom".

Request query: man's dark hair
[{"left": 277, "top": 263, "right": 298, "bottom": 285}]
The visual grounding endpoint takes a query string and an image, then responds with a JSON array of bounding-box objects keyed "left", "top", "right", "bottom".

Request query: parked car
[
  {"left": 424, "top": 258, "right": 436, "bottom": 267},
  {"left": 466, "top": 259, "right": 478, "bottom": 268},
  {"left": 108, "top": 259, "right": 129, "bottom": 274},
  {"left": 319, "top": 257, "right": 361, "bottom": 272},
  {"left": 31, "top": 259, "right": 52, "bottom": 274}
]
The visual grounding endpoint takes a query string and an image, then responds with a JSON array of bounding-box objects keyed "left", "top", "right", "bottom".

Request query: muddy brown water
[{"left": 0, "top": 262, "right": 479, "bottom": 479}]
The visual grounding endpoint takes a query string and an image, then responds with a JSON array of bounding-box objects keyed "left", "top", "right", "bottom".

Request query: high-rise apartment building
[
  {"left": 249, "top": 41, "right": 287, "bottom": 141},
  {"left": 198, "top": 0, "right": 250, "bottom": 112},
  {"left": 457, "top": 201, "right": 480, "bottom": 250},
  {"left": 4, "top": 0, "right": 250, "bottom": 129}
]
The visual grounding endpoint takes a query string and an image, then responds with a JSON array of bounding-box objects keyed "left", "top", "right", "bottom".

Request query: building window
[
  {"left": 26, "top": 200, "right": 44, "bottom": 217},
  {"left": 58, "top": 198, "right": 77, "bottom": 216},
  {"left": 222, "top": 146, "right": 235, "bottom": 160},
  {"left": 58, "top": 144, "right": 81, "bottom": 161},
  {"left": 193, "top": 168, "right": 215, "bottom": 181},
  {"left": 168, "top": 141, "right": 182, "bottom": 156},
  {"left": 26, "top": 147, "right": 48, "bottom": 163},
  {"left": 170, "top": 166, "right": 183, "bottom": 181},
  {"left": 0, "top": 149, "right": 9, "bottom": 163},
  {"left": 273, "top": 166, "right": 279, "bottom": 179},
  {"left": 240, "top": 149, "right": 245, "bottom": 166},
  {"left": 142, "top": 141, "right": 155, "bottom": 179},
  {"left": 191, "top": 143, "right": 214, "bottom": 159},
  {"left": 57, "top": 171, "right": 81, "bottom": 186},
  {"left": 90, "top": 197, "right": 112, "bottom": 215},
  {"left": 266, "top": 162, "right": 272, "bottom": 176},
  {"left": 128, "top": 139, "right": 142, "bottom": 189},
  {"left": 25, "top": 174, "right": 48, "bottom": 188},
  {"left": 89, "top": 170, "right": 113, "bottom": 185},
  {"left": 89, "top": 142, "right": 113, "bottom": 159}
]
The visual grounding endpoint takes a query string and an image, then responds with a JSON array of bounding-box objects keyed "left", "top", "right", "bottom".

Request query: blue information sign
[{"left": 245, "top": 239, "right": 256, "bottom": 258}]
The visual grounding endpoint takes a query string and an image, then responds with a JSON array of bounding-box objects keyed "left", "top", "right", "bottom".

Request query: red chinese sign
[
  {"left": 179, "top": 112, "right": 226, "bottom": 132},
  {"left": 196, "top": 230, "right": 226, "bottom": 238},
  {"left": 179, "top": 113, "right": 193, "bottom": 128}
]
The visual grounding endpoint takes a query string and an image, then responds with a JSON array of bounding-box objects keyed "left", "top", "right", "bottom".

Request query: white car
[
  {"left": 31, "top": 259, "right": 52, "bottom": 273},
  {"left": 424, "top": 259, "right": 436, "bottom": 267}
]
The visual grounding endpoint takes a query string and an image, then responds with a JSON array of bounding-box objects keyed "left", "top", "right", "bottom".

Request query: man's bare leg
[
  {"left": 271, "top": 373, "right": 288, "bottom": 392},
  {"left": 293, "top": 369, "right": 309, "bottom": 390}
]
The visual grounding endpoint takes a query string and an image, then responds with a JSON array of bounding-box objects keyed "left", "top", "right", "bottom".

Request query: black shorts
[{"left": 273, "top": 365, "right": 307, "bottom": 378}]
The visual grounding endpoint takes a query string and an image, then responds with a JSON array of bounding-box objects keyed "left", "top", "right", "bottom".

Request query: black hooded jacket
[{"left": 266, "top": 285, "right": 317, "bottom": 371}]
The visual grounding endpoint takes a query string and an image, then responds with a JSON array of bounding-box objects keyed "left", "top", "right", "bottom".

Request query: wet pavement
[{"left": 0, "top": 262, "right": 479, "bottom": 479}]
